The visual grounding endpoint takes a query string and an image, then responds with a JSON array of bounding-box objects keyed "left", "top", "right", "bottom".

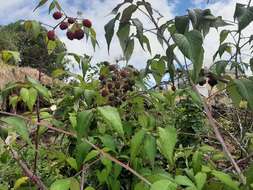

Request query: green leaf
[
  {"left": 215, "top": 60, "right": 228, "bottom": 76},
  {"left": 1, "top": 50, "right": 20, "bottom": 64},
  {"left": 105, "top": 14, "right": 120, "bottom": 52},
  {"left": 120, "top": 5, "right": 137, "bottom": 23},
  {"left": 84, "top": 150, "right": 99, "bottom": 163},
  {"left": 34, "top": 0, "right": 48, "bottom": 12},
  {"left": 132, "top": 18, "right": 143, "bottom": 34},
  {"left": 144, "top": 134, "right": 156, "bottom": 167},
  {"left": 175, "top": 175, "right": 196, "bottom": 188},
  {"left": 26, "top": 76, "right": 50, "bottom": 100},
  {"left": 76, "top": 110, "right": 93, "bottom": 138},
  {"left": 233, "top": 79, "right": 253, "bottom": 110},
  {"left": 237, "top": 6, "right": 253, "bottom": 31},
  {"left": 220, "top": 30, "right": 229, "bottom": 44},
  {"left": 250, "top": 58, "right": 253, "bottom": 73},
  {"left": 99, "top": 135, "right": 116, "bottom": 152},
  {"left": 70, "top": 178, "right": 80, "bottom": 190},
  {"left": 192, "top": 151, "right": 202, "bottom": 174},
  {"left": 174, "top": 30, "right": 204, "bottom": 83},
  {"left": 66, "top": 157, "right": 78, "bottom": 171},
  {"left": 14, "top": 177, "right": 29, "bottom": 190},
  {"left": 211, "top": 170, "right": 239, "bottom": 190},
  {"left": 117, "top": 22, "right": 130, "bottom": 56},
  {"left": 1, "top": 117, "right": 31, "bottom": 145},
  {"left": 130, "top": 129, "right": 146, "bottom": 161},
  {"left": 20, "top": 88, "right": 38, "bottom": 112},
  {"left": 157, "top": 127, "right": 177, "bottom": 165},
  {"left": 97, "top": 106, "right": 124, "bottom": 135},
  {"left": 175, "top": 16, "right": 189, "bottom": 34},
  {"left": 84, "top": 187, "right": 95, "bottom": 190},
  {"left": 48, "top": 1, "right": 56, "bottom": 14},
  {"left": 195, "top": 172, "right": 207, "bottom": 190},
  {"left": 50, "top": 178, "right": 71, "bottom": 190},
  {"left": 150, "top": 179, "right": 177, "bottom": 190},
  {"left": 47, "top": 40, "right": 57, "bottom": 55},
  {"left": 150, "top": 59, "right": 166, "bottom": 85},
  {"left": 125, "top": 38, "right": 134, "bottom": 62}
]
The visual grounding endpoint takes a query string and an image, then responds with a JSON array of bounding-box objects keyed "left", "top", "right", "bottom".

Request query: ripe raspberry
[
  {"left": 66, "top": 31, "right": 74, "bottom": 40},
  {"left": 53, "top": 11, "right": 63, "bottom": 20},
  {"left": 74, "top": 29, "right": 84, "bottom": 40},
  {"left": 68, "top": 17, "right": 76, "bottom": 24},
  {"left": 59, "top": 22, "right": 69, "bottom": 30},
  {"left": 82, "top": 19, "right": 92, "bottom": 28},
  {"left": 47, "top": 30, "right": 55, "bottom": 41}
]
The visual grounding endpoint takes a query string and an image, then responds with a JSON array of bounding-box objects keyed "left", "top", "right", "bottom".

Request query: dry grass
[{"left": 0, "top": 62, "right": 54, "bottom": 89}]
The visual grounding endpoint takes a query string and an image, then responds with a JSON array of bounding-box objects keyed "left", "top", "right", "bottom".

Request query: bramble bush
[{"left": 0, "top": 0, "right": 253, "bottom": 190}]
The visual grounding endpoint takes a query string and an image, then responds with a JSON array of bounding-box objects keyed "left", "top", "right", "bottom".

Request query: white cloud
[{"left": 2, "top": 0, "right": 253, "bottom": 72}]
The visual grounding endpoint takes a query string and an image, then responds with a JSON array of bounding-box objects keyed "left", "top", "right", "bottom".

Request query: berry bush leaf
[
  {"left": 97, "top": 106, "right": 124, "bottom": 135},
  {"left": 1, "top": 117, "right": 31, "bottom": 145},
  {"left": 150, "top": 179, "right": 177, "bottom": 190},
  {"left": 211, "top": 170, "right": 239, "bottom": 190},
  {"left": 130, "top": 129, "right": 146, "bottom": 161},
  {"left": 157, "top": 127, "right": 177, "bottom": 166}
]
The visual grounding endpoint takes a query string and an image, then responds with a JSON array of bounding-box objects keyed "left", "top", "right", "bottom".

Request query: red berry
[
  {"left": 82, "top": 19, "right": 92, "bottom": 28},
  {"left": 53, "top": 11, "right": 63, "bottom": 20},
  {"left": 47, "top": 30, "right": 55, "bottom": 41},
  {"left": 59, "top": 22, "right": 69, "bottom": 30},
  {"left": 66, "top": 31, "right": 74, "bottom": 40},
  {"left": 68, "top": 17, "right": 76, "bottom": 24},
  {"left": 74, "top": 29, "right": 84, "bottom": 40}
]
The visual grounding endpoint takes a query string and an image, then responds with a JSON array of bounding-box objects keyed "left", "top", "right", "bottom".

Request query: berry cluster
[
  {"left": 47, "top": 11, "right": 92, "bottom": 41},
  {"left": 99, "top": 64, "right": 137, "bottom": 107}
]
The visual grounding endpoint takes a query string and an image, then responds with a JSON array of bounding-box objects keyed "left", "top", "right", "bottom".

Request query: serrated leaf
[
  {"left": 211, "top": 170, "right": 239, "bottom": 190},
  {"left": 175, "top": 16, "right": 189, "bottom": 34},
  {"left": 84, "top": 150, "right": 99, "bottom": 163},
  {"left": 34, "top": 0, "right": 48, "bottom": 12},
  {"left": 120, "top": 4, "right": 137, "bottom": 23},
  {"left": 175, "top": 175, "right": 196, "bottom": 188},
  {"left": 195, "top": 172, "right": 207, "bottom": 190},
  {"left": 150, "top": 179, "right": 177, "bottom": 190},
  {"left": 99, "top": 135, "right": 116, "bottom": 152},
  {"left": 105, "top": 13, "right": 120, "bottom": 52},
  {"left": 125, "top": 38, "right": 134, "bottom": 62},
  {"left": 76, "top": 110, "right": 93, "bottom": 138},
  {"left": 130, "top": 129, "right": 146, "bottom": 161},
  {"left": 97, "top": 106, "right": 124, "bottom": 135},
  {"left": 144, "top": 134, "right": 156, "bottom": 167},
  {"left": 117, "top": 22, "right": 130, "bottom": 55},
  {"left": 220, "top": 30, "right": 229, "bottom": 44},
  {"left": 66, "top": 157, "right": 78, "bottom": 171},
  {"left": 50, "top": 178, "right": 71, "bottom": 190},
  {"left": 157, "top": 127, "right": 177, "bottom": 165},
  {"left": 26, "top": 76, "right": 50, "bottom": 100},
  {"left": 1, "top": 117, "right": 31, "bottom": 145},
  {"left": 192, "top": 151, "right": 202, "bottom": 174}
]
